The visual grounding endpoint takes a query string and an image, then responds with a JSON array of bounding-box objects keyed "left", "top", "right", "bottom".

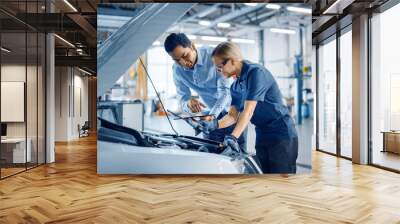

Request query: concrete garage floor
[{"left": 144, "top": 115, "right": 313, "bottom": 174}]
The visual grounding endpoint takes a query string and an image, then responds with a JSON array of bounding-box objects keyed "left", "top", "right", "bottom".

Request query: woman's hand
[{"left": 222, "top": 135, "right": 240, "bottom": 153}]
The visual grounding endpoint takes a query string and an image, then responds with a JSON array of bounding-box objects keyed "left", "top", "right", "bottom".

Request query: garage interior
[{"left": 97, "top": 2, "right": 313, "bottom": 174}]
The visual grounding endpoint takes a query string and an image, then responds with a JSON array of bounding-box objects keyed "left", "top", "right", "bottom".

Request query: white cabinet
[
  {"left": 122, "top": 102, "right": 144, "bottom": 131},
  {"left": 1, "top": 138, "right": 31, "bottom": 163}
]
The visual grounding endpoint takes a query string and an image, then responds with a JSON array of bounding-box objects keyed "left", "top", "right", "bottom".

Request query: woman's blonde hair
[{"left": 211, "top": 42, "right": 243, "bottom": 61}]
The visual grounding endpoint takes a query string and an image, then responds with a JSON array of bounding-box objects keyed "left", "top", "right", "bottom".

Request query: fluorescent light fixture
[
  {"left": 217, "top": 22, "right": 231, "bottom": 28},
  {"left": 231, "top": 38, "right": 255, "bottom": 44},
  {"left": 244, "top": 3, "right": 258, "bottom": 7},
  {"left": 266, "top": 4, "right": 281, "bottom": 10},
  {"left": 199, "top": 20, "right": 211, "bottom": 26},
  {"left": 152, "top": 41, "right": 161, "bottom": 46},
  {"left": 187, "top": 35, "right": 197, "bottom": 40},
  {"left": 287, "top": 6, "right": 312, "bottom": 14},
  {"left": 201, "top": 36, "right": 228, "bottom": 42},
  {"left": 78, "top": 67, "right": 92, "bottom": 76},
  {"left": 54, "top": 34, "right": 75, "bottom": 48},
  {"left": 1, "top": 47, "right": 11, "bottom": 53},
  {"left": 322, "top": 0, "right": 346, "bottom": 14},
  {"left": 76, "top": 48, "right": 83, "bottom": 55},
  {"left": 270, "top": 28, "right": 296, "bottom": 35},
  {"left": 63, "top": 0, "right": 78, "bottom": 12}
]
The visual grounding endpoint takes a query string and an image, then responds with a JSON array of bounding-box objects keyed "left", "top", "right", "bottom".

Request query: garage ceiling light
[
  {"left": 78, "top": 67, "right": 93, "bottom": 76},
  {"left": 217, "top": 22, "right": 231, "bottom": 28},
  {"left": 244, "top": 3, "right": 258, "bottom": 7},
  {"left": 270, "top": 28, "right": 296, "bottom": 35},
  {"left": 231, "top": 38, "right": 255, "bottom": 44},
  {"left": 265, "top": 4, "right": 281, "bottom": 10},
  {"left": 323, "top": 0, "right": 352, "bottom": 14},
  {"left": 54, "top": 34, "right": 75, "bottom": 48},
  {"left": 1, "top": 47, "right": 11, "bottom": 53},
  {"left": 201, "top": 36, "right": 228, "bottom": 42},
  {"left": 199, "top": 20, "right": 211, "bottom": 26},
  {"left": 63, "top": 0, "right": 78, "bottom": 12},
  {"left": 187, "top": 35, "right": 197, "bottom": 40},
  {"left": 76, "top": 48, "right": 83, "bottom": 54},
  {"left": 287, "top": 6, "right": 312, "bottom": 14}
]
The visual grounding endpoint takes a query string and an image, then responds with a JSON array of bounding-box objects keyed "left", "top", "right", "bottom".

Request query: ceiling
[
  {"left": 168, "top": 3, "right": 311, "bottom": 36},
  {"left": 0, "top": 0, "right": 98, "bottom": 75},
  {"left": 98, "top": 3, "right": 312, "bottom": 42},
  {"left": 1, "top": 1, "right": 314, "bottom": 76},
  {"left": 309, "top": 0, "right": 390, "bottom": 44},
  {"left": 97, "top": 2, "right": 312, "bottom": 54},
  {"left": 2, "top": 0, "right": 395, "bottom": 74}
]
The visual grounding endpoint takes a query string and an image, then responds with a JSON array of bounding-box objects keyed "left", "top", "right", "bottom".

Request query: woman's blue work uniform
[{"left": 230, "top": 60, "right": 298, "bottom": 173}]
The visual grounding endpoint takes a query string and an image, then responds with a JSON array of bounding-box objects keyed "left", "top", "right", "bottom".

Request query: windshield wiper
[{"left": 167, "top": 109, "right": 202, "bottom": 136}]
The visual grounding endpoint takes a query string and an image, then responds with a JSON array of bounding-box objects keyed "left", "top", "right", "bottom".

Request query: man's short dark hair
[{"left": 164, "top": 33, "right": 192, "bottom": 53}]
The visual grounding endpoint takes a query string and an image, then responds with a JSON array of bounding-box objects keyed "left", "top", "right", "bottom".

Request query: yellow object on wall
[
  {"left": 129, "top": 66, "right": 136, "bottom": 80},
  {"left": 135, "top": 56, "right": 148, "bottom": 101}
]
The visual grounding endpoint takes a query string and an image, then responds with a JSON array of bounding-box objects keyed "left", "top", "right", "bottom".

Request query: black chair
[{"left": 78, "top": 121, "right": 90, "bottom": 138}]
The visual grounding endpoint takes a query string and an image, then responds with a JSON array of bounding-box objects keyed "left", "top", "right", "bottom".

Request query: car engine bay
[{"left": 98, "top": 118, "right": 262, "bottom": 174}]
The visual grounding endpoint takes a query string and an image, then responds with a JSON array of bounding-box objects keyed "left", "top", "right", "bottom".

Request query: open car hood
[{"left": 97, "top": 118, "right": 262, "bottom": 174}]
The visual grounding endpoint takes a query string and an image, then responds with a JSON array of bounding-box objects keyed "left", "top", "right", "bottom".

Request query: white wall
[
  {"left": 237, "top": 32, "right": 260, "bottom": 63},
  {"left": 263, "top": 24, "right": 313, "bottom": 110},
  {"left": 1, "top": 63, "right": 46, "bottom": 164},
  {"left": 55, "top": 67, "right": 89, "bottom": 141},
  {"left": 72, "top": 74, "right": 89, "bottom": 138},
  {"left": 1, "top": 65, "right": 26, "bottom": 139},
  {"left": 264, "top": 29, "right": 291, "bottom": 76},
  {"left": 1, "top": 65, "right": 42, "bottom": 138},
  {"left": 55, "top": 67, "right": 68, "bottom": 141}
]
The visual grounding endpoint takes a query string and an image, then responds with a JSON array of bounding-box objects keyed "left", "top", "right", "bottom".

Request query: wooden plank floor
[{"left": 1, "top": 135, "right": 400, "bottom": 224}]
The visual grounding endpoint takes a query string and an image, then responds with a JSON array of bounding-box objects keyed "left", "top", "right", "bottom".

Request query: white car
[{"left": 97, "top": 118, "right": 262, "bottom": 174}]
